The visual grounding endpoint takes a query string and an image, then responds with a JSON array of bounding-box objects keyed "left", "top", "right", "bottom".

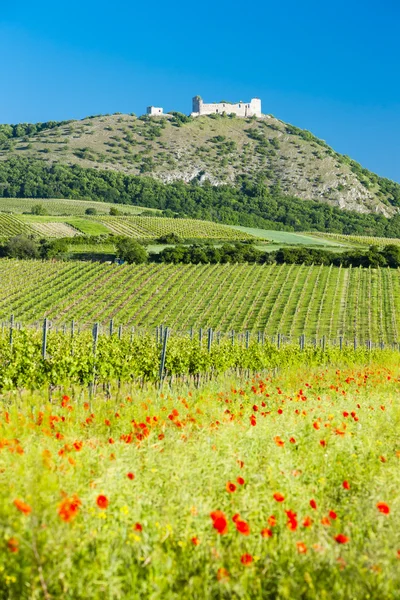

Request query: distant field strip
[
  {"left": 0, "top": 197, "right": 156, "bottom": 216},
  {"left": 89, "top": 216, "right": 255, "bottom": 240},
  {"left": 306, "top": 232, "right": 400, "bottom": 246},
  {"left": 1, "top": 260, "right": 400, "bottom": 342},
  {"left": 0, "top": 214, "right": 34, "bottom": 238},
  {"left": 30, "top": 222, "right": 82, "bottom": 237}
]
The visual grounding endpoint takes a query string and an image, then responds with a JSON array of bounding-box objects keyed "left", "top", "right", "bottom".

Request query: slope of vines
[{"left": 1, "top": 260, "right": 400, "bottom": 342}]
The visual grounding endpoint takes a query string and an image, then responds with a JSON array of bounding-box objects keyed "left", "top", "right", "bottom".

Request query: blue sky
[{"left": 1, "top": 0, "right": 399, "bottom": 182}]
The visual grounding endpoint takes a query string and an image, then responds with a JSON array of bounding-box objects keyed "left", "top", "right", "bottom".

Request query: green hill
[{"left": 1, "top": 112, "right": 400, "bottom": 236}]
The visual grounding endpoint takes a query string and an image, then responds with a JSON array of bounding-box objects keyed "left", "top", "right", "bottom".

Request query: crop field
[
  {"left": 230, "top": 226, "right": 346, "bottom": 247},
  {"left": 1, "top": 362, "right": 400, "bottom": 599},
  {"left": 0, "top": 213, "right": 256, "bottom": 241},
  {"left": 30, "top": 222, "right": 82, "bottom": 237},
  {"left": 307, "top": 231, "right": 400, "bottom": 247},
  {"left": 0, "top": 197, "right": 157, "bottom": 216},
  {"left": 87, "top": 216, "right": 256, "bottom": 241},
  {"left": 1, "top": 260, "right": 400, "bottom": 342},
  {"left": 0, "top": 214, "right": 34, "bottom": 239}
]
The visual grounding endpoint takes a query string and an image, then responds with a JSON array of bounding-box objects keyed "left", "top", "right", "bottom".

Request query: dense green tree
[
  {"left": 2, "top": 235, "right": 40, "bottom": 259},
  {"left": 116, "top": 238, "right": 147, "bottom": 264},
  {"left": 31, "top": 203, "right": 48, "bottom": 215}
]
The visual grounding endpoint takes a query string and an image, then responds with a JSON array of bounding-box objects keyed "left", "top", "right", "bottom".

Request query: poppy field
[{"left": 1, "top": 362, "right": 400, "bottom": 599}]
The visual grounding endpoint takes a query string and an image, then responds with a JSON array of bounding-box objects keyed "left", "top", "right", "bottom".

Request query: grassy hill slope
[{"left": 1, "top": 113, "right": 399, "bottom": 217}]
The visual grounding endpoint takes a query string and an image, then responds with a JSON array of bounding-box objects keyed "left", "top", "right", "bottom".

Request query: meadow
[
  {"left": 1, "top": 361, "right": 399, "bottom": 599},
  {"left": 1, "top": 260, "right": 400, "bottom": 342}
]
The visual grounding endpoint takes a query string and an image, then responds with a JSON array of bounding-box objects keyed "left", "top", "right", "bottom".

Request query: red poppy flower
[
  {"left": 285, "top": 510, "right": 298, "bottom": 531},
  {"left": 329, "top": 510, "right": 337, "bottom": 520},
  {"left": 296, "top": 542, "right": 307, "bottom": 554},
  {"left": 226, "top": 481, "right": 237, "bottom": 493},
  {"left": 133, "top": 522, "right": 142, "bottom": 531},
  {"left": 274, "top": 436, "right": 284, "bottom": 447},
  {"left": 250, "top": 415, "right": 257, "bottom": 426},
  {"left": 240, "top": 553, "right": 253, "bottom": 565},
  {"left": 303, "top": 516, "right": 313, "bottom": 528},
  {"left": 334, "top": 534, "right": 349, "bottom": 544},
  {"left": 210, "top": 510, "right": 228, "bottom": 535},
  {"left": 7, "top": 538, "right": 19, "bottom": 553},
  {"left": 321, "top": 516, "right": 331, "bottom": 526},
  {"left": 376, "top": 502, "right": 390, "bottom": 515},
  {"left": 58, "top": 495, "right": 81, "bottom": 522},
  {"left": 342, "top": 480, "right": 350, "bottom": 490},
  {"left": 289, "top": 437, "right": 296, "bottom": 443},
  {"left": 104, "top": 419, "right": 111, "bottom": 426},
  {"left": 127, "top": 472, "right": 135, "bottom": 480},
  {"left": 235, "top": 519, "right": 250, "bottom": 536},
  {"left": 310, "top": 499, "right": 317, "bottom": 510},
  {"left": 232, "top": 513, "right": 240, "bottom": 523},
  {"left": 261, "top": 527, "right": 273, "bottom": 538},
  {"left": 236, "top": 477, "right": 245, "bottom": 485},
  {"left": 320, "top": 440, "right": 326, "bottom": 447},
  {"left": 313, "top": 422, "right": 320, "bottom": 430},
  {"left": 96, "top": 495, "right": 109, "bottom": 509},
  {"left": 268, "top": 515, "right": 277, "bottom": 527},
  {"left": 13, "top": 499, "right": 32, "bottom": 515},
  {"left": 191, "top": 536, "right": 200, "bottom": 545},
  {"left": 273, "top": 492, "right": 285, "bottom": 502}
]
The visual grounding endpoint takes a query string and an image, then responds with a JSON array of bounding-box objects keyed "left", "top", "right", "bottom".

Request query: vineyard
[
  {"left": 0, "top": 214, "right": 34, "bottom": 239},
  {"left": 81, "top": 216, "right": 256, "bottom": 241},
  {"left": 0, "top": 212, "right": 256, "bottom": 241},
  {"left": 0, "top": 197, "right": 154, "bottom": 216},
  {"left": 307, "top": 231, "right": 400, "bottom": 247},
  {"left": 1, "top": 260, "right": 400, "bottom": 342}
]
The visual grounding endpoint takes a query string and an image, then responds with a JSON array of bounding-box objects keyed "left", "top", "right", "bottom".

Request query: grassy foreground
[{"left": 1, "top": 363, "right": 400, "bottom": 599}]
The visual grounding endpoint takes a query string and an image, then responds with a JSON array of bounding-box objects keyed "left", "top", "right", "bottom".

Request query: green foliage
[
  {"left": 116, "top": 237, "right": 148, "bottom": 264},
  {"left": 0, "top": 120, "right": 72, "bottom": 146},
  {"left": 2, "top": 235, "right": 39, "bottom": 259},
  {"left": 31, "top": 203, "right": 48, "bottom": 215},
  {"left": 155, "top": 242, "right": 272, "bottom": 264},
  {"left": 1, "top": 158, "right": 400, "bottom": 237},
  {"left": 85, "top": 207, "right": 97, "bottom": 215},
  {"left": 109, "top": 206, "right": 120, "bottom": 216}
]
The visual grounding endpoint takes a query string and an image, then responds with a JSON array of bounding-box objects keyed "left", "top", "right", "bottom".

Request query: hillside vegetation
[{"left": 1, "top": 112, "right": 399, "bottom": 215}]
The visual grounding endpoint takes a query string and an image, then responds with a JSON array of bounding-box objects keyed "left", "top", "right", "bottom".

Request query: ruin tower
[{"left": 192, "top": 96, "right": 203, "bottom": 115}]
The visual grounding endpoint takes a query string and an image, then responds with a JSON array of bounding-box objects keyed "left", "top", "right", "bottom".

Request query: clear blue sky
[{"left": 1, "top": 0, "right": 399, "bottom": 182}]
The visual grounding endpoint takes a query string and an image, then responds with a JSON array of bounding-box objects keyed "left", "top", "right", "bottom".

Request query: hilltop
[{"left": 1, "top": 112, "right": 399, "bottom": 219}]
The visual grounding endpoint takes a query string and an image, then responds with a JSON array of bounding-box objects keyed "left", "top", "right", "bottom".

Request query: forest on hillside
[{"left": 1, "top": 157, "right": 400, "bottom": 236}]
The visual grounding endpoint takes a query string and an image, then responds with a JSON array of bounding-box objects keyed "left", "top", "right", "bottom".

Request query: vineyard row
[{"left": 1, "top": 260, "right": 400, "bottom": 342}]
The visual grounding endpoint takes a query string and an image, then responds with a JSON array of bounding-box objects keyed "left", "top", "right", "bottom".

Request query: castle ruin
[{"left": 191, "top": 96, "right": 262, "bottom": 118}]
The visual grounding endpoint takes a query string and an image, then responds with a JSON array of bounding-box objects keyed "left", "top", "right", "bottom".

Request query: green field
[
  {"left": 230, "top": 226, "right": 347, "bottom": 247},
  {"left": 1, "top": 260, "right": 400, "bottom": 342},
  {"left": 0, "top": 213, "right": 256, "bottom": 241},
  {"left": 0, "top": 197, "right": 157, "bottom": 216},
  {"left": 307, "top": 231, "right": 400, "bottom": 247},
  {"left": 2, "top": 361, "right": 400, "bottom": 599}
]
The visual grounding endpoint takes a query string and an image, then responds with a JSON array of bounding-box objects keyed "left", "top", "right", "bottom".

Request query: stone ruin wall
[{"left": 192, "top": 96, "right": 262, "bottom": 117}]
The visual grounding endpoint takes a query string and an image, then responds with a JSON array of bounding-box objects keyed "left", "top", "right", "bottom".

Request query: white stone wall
[
  {"left": 147, "top": 106, "right": 164, "bottom": 116},
  {"left": 192, "top": 96, "right": 261, "bottom": 117}
]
